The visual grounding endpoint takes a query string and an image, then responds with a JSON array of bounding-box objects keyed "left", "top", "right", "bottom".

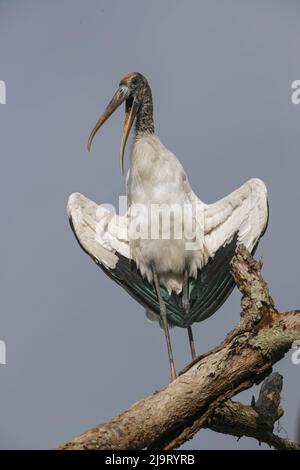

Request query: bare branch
[
  {"left": 206, "top": 373, "right": 300, "bottom": 451},
  {"left": 58, "top": 246, "right": 300, "bottom": 450}
]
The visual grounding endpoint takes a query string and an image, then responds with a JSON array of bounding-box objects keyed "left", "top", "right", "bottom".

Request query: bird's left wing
[
  {"left": 204, "top": 178, "right": 268, "bottom": 259},
  {"left": 186, "top": 178, "right": 269, "bottom": 324}
]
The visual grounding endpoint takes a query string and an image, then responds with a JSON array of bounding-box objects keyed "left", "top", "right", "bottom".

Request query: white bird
[{"left": 68, "top": 72, "right": 268, "bottom": 382}]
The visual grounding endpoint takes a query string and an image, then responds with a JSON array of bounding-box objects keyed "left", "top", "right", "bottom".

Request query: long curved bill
[
  {"left": 87, "top": 86, "right": 140, "bottom": 175},
  {"left": 87, "top": 87, "right": 127, "bottom": 152},
  {"left": 119, "top": 97, "right": 140, "bottom": 175}
]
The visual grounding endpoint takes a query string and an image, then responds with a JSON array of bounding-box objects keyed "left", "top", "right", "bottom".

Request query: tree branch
[
  {"left": 205, "top": 373, "right": 299, "bottom": 451},
  {"left": 58, "top": 246, "right": 300, "bottom": 450}
]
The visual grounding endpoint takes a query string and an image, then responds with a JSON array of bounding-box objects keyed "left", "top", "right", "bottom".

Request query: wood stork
[{"left": 67, "top": 72, "right": 268, "bottom": 382}]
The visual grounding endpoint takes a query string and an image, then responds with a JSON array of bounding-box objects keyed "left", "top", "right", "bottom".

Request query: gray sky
[{"left": 0, "top": 0, "right": 299, "bottom": 449}]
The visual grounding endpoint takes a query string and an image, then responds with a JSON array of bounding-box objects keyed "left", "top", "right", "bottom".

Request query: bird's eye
[{"left": 131, "top": 76, "right": 139, "bottom": 86}]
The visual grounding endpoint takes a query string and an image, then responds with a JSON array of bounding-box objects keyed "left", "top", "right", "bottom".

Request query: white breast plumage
[{"left": 126, "top": 134, "right": 206, "bottom": 293}]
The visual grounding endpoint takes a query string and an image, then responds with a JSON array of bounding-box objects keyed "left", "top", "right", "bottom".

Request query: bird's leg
[
  {"left": 151, "top": 262, "right": 176, "bottom": 382},
  {"left": 182, "top": 269, "right": 190, "bottom": 314},
  {"left": 183, "top": 269, "right": 196, "bottom": 360},
  {"left": 187, "top": 325, "right": 196, "bottom": 360}
]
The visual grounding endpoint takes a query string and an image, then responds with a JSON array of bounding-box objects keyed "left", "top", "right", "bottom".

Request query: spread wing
[
  {"left": 204, "top": 178, "right": 268, "bottom": 260},
  {"left": 67, "top": 192, "right": 130, "bottom": 269},
  {"left": 67, "top": 193, "right": 184, "bottom": 322},
  {"left": 67, "top": 178, "right": 268, "bottom": 327},
  {"left": 186, "top": 178, "right": 268, "bottom": 324}
]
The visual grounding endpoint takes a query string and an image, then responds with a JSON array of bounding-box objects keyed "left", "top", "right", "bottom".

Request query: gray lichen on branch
[{"left": 58, "top": 245, "right": 300, "bottom": 450}]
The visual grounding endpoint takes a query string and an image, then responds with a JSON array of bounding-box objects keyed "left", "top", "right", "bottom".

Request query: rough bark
[
  {"left": 58, "top": 245, "right": 300, "bottom": 450},
  {"left": 205, "top": 373, "right": 299, "bottom": 451}
]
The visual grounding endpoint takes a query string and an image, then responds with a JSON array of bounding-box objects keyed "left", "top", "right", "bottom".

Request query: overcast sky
[{"left": 0, "top": 0, "right": 300, "bottom": 449}]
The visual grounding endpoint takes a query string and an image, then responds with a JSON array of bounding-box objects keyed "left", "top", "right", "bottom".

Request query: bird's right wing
[
  {"left": 67, "top": 192, "right": 186, "bottom": 325},
  {"left": 67, "top": 192, "right": 131, "bottom": 269}
]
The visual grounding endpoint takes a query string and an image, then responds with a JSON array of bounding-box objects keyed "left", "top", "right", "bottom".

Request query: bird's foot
[{"left": 170, "top": 366, "right": 177, "bottom": 383}]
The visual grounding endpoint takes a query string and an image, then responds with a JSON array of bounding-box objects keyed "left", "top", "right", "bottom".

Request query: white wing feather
[
  {"left": 204, "top": 178, "right": 268, "bottom": 260},
  {"left": 67, "top": 192, "right": 130, "bottom": 269}
]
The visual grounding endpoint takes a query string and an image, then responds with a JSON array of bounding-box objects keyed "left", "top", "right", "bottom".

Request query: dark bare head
[{"left": 87, "top": 72, "right": 154, "bottom": 175}]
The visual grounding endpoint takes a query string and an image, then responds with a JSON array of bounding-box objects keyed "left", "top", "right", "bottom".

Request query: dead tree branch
[
  {"left": 58, "top": 245, "right": 300, "bottom": 450},
  {"left": 204, "top": 373, "right": 299, "bottom": 450}
]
